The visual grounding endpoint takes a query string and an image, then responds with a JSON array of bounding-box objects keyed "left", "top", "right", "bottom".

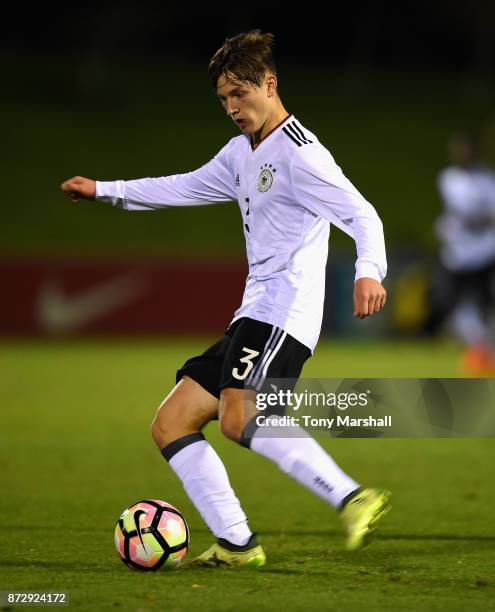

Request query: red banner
[{"left": 0, "top": 258, "right": 246, "bottom": 336}]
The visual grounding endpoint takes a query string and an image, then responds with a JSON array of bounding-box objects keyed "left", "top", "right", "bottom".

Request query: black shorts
[{"left": 176, "top": 317, "right": 311, "bottom": 399}]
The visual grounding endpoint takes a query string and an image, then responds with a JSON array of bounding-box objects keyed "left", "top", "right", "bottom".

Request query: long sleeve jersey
[{"left": 96, "top": 114, "right": 387, "bottom": 351}]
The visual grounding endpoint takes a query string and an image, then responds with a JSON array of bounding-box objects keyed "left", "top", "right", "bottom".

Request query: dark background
[{"left": 5, "top": 2, "right": 495, "bottom": 73}]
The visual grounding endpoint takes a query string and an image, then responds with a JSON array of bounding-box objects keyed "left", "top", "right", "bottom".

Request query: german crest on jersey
[{"left": 258, "top": 163, "right": 276, "bottom": 192}]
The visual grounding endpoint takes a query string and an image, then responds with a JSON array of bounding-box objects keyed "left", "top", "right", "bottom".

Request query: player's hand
[
  {"left": 60, "top": 176, "right": 96, "bottom": 202},
  {"left": 353, "top": 277, "right": 386, "bottom": 319}
]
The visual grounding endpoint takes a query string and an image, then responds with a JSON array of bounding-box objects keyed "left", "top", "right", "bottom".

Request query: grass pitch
[{"left": 1, "top": 339, "right": 494, "bottom": 611}]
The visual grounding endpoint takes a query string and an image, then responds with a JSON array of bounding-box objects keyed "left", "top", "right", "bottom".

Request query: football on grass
[{"left": 114, "top": 499, "right": 189, "bottom": 571}]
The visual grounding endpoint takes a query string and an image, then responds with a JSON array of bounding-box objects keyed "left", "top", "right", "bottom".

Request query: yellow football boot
[
  {"left": 193, "top": 534, "right": 266, "bottom": 568},
  {"left": 340, "top": 487, "right": 391, "bottom": 551}
]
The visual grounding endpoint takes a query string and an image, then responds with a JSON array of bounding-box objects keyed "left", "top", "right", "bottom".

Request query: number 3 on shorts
[{"left": 232, "top": 347, "right": 260, "bottom": 380}]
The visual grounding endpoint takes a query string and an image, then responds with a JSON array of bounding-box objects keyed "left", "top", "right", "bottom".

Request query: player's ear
[{"left": 266, "top": 73, "right": 277, "bottom": 97}]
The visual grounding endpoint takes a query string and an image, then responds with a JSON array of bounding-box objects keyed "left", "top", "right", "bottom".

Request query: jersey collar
[{"left": 249, "top": 113, "right": 293, "bottom": 151}]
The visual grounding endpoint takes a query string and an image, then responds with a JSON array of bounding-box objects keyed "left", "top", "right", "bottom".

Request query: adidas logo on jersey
[{"left": 235, "top": 174, "right": 240, "bottom": 186}]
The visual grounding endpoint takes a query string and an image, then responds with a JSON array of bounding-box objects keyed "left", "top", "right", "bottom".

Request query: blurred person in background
[{"left": 432, "top": 131, "right": 495, "bottom": 374}]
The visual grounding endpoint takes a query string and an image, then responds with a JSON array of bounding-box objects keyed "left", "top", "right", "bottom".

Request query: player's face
[{"left": 216, "top": 74, "right": 273, "bottom": 135}]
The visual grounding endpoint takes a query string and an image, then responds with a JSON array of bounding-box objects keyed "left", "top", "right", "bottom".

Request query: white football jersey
[
  {"left": 96, "top": 114, "right": 386, "bottom": 351},
  {"left": 436, "top": 165, "right": 495, "bottom": 272}
]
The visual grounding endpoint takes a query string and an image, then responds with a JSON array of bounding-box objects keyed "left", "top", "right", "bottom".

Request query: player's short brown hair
[{"left": 208, "top": 30, "right": 277, "bottom": 90}]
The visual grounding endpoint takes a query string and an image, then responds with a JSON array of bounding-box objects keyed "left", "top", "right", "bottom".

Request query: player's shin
[
  {"left": 247, "top": 417, "right": 360, "bottom": 509},
  {"left": 162, "top": 433, "right": 252, "bottom": 546}
]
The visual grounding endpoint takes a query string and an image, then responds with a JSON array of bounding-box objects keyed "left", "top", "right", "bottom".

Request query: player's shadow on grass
[
  {"left": 380, "top": 533, "right": 495, "bottom": 542},
  {"left": 261, "top": 529, "right": 495, "bottom": 542},
  {"left": 188, "top": 527, "right": 495, "bottom": 543}
]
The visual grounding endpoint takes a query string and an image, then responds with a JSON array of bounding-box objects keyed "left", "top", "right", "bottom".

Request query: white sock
[
  {"left": 168, "top": 439, "right": 252, "bottom": 546},
  {"left": 250, "top": 419, "right": 359, "bottom": 509}
]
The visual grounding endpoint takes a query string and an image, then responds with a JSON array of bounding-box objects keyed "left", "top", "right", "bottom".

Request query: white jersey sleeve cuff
[
  {"left": 95, "top": 180, "right": 126, "bottom": 207},
  {"left": 355, "top": 262, "right": 383, "bottom": 283}
]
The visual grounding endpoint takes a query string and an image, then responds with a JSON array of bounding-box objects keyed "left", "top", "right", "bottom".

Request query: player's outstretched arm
[
  {"left": 63, "top": 142, "right": 237, "bottom": 211},
  {"left": 353, "top": 277, "right": 387, "bottom": 319},
  {"left": 61, "top": 176, "right": 96, "bottom": 202}
]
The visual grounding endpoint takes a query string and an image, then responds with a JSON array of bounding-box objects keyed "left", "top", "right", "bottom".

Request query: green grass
[{"left": 1, "top": 339, "right": 494, "bottom": 611}]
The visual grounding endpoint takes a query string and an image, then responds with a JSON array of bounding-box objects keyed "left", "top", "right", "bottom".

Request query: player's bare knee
[
  {"left": 150, "top": 408, "right": 173, "bottom": 448},
  {"left": 151, "top": 378, "right": 219, "bottom": 449},
  {"left": 150, "top": 396, "right": 187, "bottom": 448},
  {"left": 219, "top": 390, "right": 245, "bottom": 443},
  {"left": 219, "top": 412, "right": 243, "bottom": 443}
]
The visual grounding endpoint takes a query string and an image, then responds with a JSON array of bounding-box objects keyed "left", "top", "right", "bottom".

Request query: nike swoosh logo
[
  {"left": 133, "top": 509, "right": 147, "bottom": 549},
  {"left": 37, "top": 275, "right": 148, "bottom": 333}
]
